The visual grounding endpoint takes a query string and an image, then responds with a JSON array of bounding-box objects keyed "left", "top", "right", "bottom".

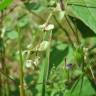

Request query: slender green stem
[
  {"left": 42, "top": 30, "right": 52, "bottom": 96},
  {"left": 79, "top": 75, "right": 84, "bottom": 96},
  {"left": 0, "top": 11, "right": 4, "bottom": 96},
  {"left": 70, "top": 75, "right": 81, "bottom": 96},
  {"left": 65, "top": 15, "right": 80, "bottom": 44},
  {"left": 18, "top": 28, "right": 25, "bottom": 96},
  {"left": 0, "top": 34, "right": 10, "bottom": 96},
  {"left": 41, "top": 9, "right": 54, "bottom": 96},
  {"left": 79, "top": 56, "right": 85, "bottom": 96},
  {"left": 46, "top": 30, "right": 52, "bottom": 80},
  {"left": 67, "top": 2, "right": 96, "bottom": 8}
]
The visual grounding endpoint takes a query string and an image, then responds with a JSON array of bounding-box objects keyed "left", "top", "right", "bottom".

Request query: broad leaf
[
  {"left": 7, "top": 30, "right": 18, "bottom": 40},
  {"left": 68, "top": 0, "right": 96, "bottom": 34},
  {"left": 69, "top": 16, "right": 96, "bottom": 38},
  {"left": 49, "top": 42, "right": 68, "bottom": 71},
  {"left": 65, "top": 76, "right": 96, "bottom": 96}
]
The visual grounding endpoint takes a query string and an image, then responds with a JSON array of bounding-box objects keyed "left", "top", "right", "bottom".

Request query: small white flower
[
  {"left": 25, "top": 60, "right": 32, "bottom": 68},
  {"left": 39, "top": 24, "right": 54, "bottom": 31},
  {"left": 45, "top": 24, "right": 54, "bottom": 31},
  {"left": 33, "top": 56, "right": 40, "bottom": 66}
]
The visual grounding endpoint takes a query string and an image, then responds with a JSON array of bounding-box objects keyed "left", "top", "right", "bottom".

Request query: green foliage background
[{"left": 0, "top": 0, "right": 96, "bottom": 96}]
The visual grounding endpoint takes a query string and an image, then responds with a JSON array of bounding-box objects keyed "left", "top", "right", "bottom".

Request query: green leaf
[
  {"left": 56, "top": 41, "right": 67, "bottom": 50},
  {"left": 7, "top": 30, "right": 18, "bottom": 39},
  {"left": 17, "top": 16, "right": 29, "bottom": 28},
  {"left": 49, "top": 43, "right": 68, "bottom": 71},
  {"left": 68, "top": 0, "right": 96, "bottom": 34},
  {"left": 69, "top": 16, "right": 96, "bottom": 38},
  {"left": 24, "top": 2, "right": 41, "bottom": 11},
  {"left": 70, "top": 76, "right": 96, "bottom": 96},
  {"left": 0, "top": 0, "right": 13, "bottom": 10},
  {"left": 54, "top": 11, "right": 65, "bottom": 21}
]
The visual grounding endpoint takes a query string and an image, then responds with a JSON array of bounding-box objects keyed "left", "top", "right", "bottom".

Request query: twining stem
[{"left": 18, "top": 28, "right": 25, "bottom": 96}]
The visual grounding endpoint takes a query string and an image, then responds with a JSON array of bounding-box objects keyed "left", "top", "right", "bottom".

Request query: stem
[
  {"left": 41, "top": 9, "right": 54, "bottom": 96},
  {"left": 0, "top": 70, "right": 18, "bottom": 85},
  {"left": 30, "top": 11, "right": 45, "bottom": 22},
  {"left": 79, "top": 75, "right": 84, "bottom": 96},
  {"left": 0, "top": 11, "right": 10, "bottom": 96},
  {"left": 67, "top": 3, "right": 96, "bottom": 8},
  {"left": 42, "top": 30, "right": 52, "bottom": 96},
  {"left": 79, "top": 56, "right": 85, "bottom": 96},
  {"left": 60, "top": 0, "right": 65, "bottom": 10},
  {"left": 70, "top": 77, "right": 80, "bottom": 96},
  {"left": 46, "top": 31, "right": 52, "bottom": 80},
  {"left": 0, "top": 11, "right": 4, "bottom": 96},
  {"left": 64, "top": 58, "right": 70, "bottom": 81},
  {"left": 18, "top": 28, "right": 25, "bottom": 96},
  {"left": 89, "top": 66, "right": 95, "bottom": 82},
  {"left": 65, "top": 15, "right": 80, "bottom": 44}
]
